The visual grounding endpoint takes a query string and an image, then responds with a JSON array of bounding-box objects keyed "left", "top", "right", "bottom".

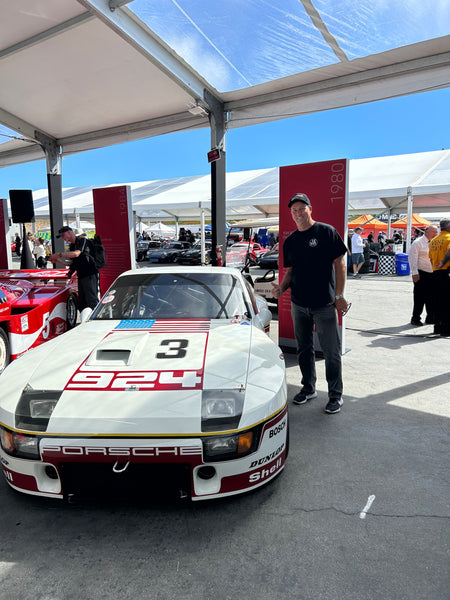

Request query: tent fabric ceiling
[
  {"left": 0, "top": 1, "right": 449, "bottom": 167},
  {"left": 28, "top": 150, "right": 450, "bottom": 222}
]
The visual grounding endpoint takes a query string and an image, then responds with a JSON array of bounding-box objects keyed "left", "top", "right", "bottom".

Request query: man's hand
[
  {"left": 335, "top": 296, "right": 350, "bottom": 315},
  {"left": 412, "top": 274, "right": 420, "bottom": 283},
  {"left": 271, "top": 282, "right": 282, "bottom": 298}
]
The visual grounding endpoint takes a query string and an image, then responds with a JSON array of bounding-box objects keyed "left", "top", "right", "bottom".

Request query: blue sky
[{"left": 0, "top": 87, "right": 449, "bottom": 199}]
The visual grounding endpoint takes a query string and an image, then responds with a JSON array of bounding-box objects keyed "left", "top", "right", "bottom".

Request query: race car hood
[{"left": 0, "top": 319, "right": 285, "bottom": 435}]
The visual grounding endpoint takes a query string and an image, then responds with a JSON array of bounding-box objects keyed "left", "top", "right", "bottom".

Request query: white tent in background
[
  {"left": 144, "top": 222, "right": 176, "bottom": 235},
  {"left": 69, "top": 220, "right": 96, "bottom": 230}
]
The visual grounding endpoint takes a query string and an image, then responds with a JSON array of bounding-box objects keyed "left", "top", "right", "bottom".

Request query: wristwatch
[{"left": 335, "top": 294, "right": 344, "bottom": 300}]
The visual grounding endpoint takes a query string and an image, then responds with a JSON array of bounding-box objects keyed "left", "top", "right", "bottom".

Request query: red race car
[
  {"left": 226, "top": 242, "right": 269, "bottom": 268},
  {"left": 0, "top": 269, "right": 78, "bottom": 372}
]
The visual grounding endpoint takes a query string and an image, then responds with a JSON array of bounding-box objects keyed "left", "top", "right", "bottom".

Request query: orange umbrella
[
  {"left": 348, "top": 214, "right": 386, "bottom": 230},
  {"left": 391, "top": 214, "right": 432, "bottom": 229}
]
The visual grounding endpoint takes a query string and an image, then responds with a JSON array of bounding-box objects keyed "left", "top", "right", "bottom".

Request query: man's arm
[
  {"left": 408, "top": 240, "right": 420, "bottom": 281},
  {"left": 49, "top": 249, "right": 81, "bottom": 265},
  {"left": 333, "top": 255, "right": 349, "bottom": 314},
  {"left": 437, "top": 247, "right": 450, "bottom": 268}
]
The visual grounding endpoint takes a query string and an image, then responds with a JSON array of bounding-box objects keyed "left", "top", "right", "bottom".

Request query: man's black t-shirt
[
  {"left": 283, "top": 222, "right": 347, "bottom": 308},
  {"left": 70, "top": 236, "right": 98, "bottom": 279}
]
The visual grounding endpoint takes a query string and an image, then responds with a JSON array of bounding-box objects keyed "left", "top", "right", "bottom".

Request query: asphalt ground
[{"left": 1, "top": 262, "right": 449, "bottom": 600}]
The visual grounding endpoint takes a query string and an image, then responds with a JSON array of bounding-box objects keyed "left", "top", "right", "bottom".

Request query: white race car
[{"left": 0, "top": 266, "right": 287, "bottom": 502}]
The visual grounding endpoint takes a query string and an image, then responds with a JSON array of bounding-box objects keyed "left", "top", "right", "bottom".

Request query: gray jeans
[{"left": 291, "top": 302, "right": 343, "bottom": 400}]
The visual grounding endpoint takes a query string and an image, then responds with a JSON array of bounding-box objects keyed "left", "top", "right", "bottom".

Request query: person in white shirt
[
  {"left": 350, "top": 227, "right": 366, "bottom": 278},
  {"left": 407, "top": 225, "right": 438, "bottom": 326},
  {"left": 32, "top": 237, "right": 47, "bottom": 268}
]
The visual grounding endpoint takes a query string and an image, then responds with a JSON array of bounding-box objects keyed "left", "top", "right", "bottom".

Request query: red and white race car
[
  {"left": 0, "top": 269, "right": 78, "bottom": 372},
  {"left": 226, "top": 242, "right": 269, "bottom": 268},
  {"left": 0, "top": 266, "right": 287, "bottom": 503}
]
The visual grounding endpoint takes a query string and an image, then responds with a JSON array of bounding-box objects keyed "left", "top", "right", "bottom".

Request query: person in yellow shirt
[{"left": 428, "top": 218, "right": 450, "bottom": 336}]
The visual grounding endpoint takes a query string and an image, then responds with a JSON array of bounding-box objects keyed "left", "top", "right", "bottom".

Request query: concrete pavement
[{"left": 1, "top": 262, "right": 449, "bottom": 599}]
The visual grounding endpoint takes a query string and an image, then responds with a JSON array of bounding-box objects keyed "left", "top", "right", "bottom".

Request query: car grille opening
[{"left": 58, "top": 462, "right": 192, "bottom": 503}]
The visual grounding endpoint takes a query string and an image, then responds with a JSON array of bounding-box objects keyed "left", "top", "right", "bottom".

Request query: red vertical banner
[
  {"left": 278, "top": 159, "right": 348, "bottom": 353},
  {"left": 92, "top": 186, "right": 136, "bottom": 294},
  {"left": 0, "top": 199, "right": 12, "bottom": 270}
]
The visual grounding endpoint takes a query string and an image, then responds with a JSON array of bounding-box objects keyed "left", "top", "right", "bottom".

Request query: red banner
[
  {"left": 278, "top": 159, "right": 348, "bottom": 353},
  {"left": 92, "top": 186, "right": 136, "bottom": 294}
]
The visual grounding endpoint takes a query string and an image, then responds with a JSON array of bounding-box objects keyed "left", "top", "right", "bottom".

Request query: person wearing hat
[
  {"left": 50, "top": 226, "right": 99, "bottom": 313},
  {"left": 272, "top": 193, "right": 349, "bottom": 414},
  {"left": 428, "top": 217, "right": 450, "bottom": 336}
]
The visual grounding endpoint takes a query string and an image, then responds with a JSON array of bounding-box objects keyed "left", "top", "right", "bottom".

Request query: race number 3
[{"left": 156, "top": 339, "right": 188, "bottom": 359}]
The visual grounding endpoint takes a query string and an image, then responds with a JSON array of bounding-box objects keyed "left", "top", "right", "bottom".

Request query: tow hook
[{"left": 112, "top": 461, "right": 130, "bottom": 473}]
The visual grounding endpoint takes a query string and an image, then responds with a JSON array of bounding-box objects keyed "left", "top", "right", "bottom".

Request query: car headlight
[
  {"left": 201, "top": 390, "right": 244, "bottom": 432},
  {"left": 15, "top": 388, "right": 62, "bottom": 432},
  {"left": 0, "top": 427, "right": 40, "bottom": 459},
  {"left": 202, "top": 429, "right": 258, "bottom": 462}
]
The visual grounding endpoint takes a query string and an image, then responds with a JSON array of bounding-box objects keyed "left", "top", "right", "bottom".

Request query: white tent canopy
[
  {"left": 28, "top": 150, "right": 450, "bottom": 222},
  {"left": 0, "top": 2, "right": 449, "bottom": 167},
  {"left": 69, "top": 220, "right": 95, "bottom": 230}
]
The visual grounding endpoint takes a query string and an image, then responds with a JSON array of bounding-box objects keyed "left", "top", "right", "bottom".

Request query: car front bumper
[{"left": 1, "top": 407, "right": 288, "bottom": 502}]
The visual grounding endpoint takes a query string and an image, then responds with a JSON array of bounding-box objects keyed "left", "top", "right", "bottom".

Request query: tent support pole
[
  {"left": 406, "top": 187, "right": 413, "bottom": 252},
  {"left": 206, "top": 90, "right": 226, "bottom": 266},
  {"left": 35, "top": 131, "right": 64, "bottom": 255}
]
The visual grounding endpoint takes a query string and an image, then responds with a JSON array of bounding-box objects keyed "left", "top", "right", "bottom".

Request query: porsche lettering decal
[{"left": 42, "top": 445, "right": 202, "bottom": 457}]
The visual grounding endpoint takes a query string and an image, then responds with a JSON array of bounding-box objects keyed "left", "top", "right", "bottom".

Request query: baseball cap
[
  {"left": 56, "top": 226, "right": 73, "bottom": 238},
  {"left": 288, "top": 193, "right": 311, "bottom": 208}
]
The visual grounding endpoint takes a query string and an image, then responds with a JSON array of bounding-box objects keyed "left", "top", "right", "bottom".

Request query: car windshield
[{"left": 92, "top": 272, "right": 250, "bottom": 320}]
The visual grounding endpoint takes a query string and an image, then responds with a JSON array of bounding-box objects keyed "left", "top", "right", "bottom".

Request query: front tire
[
  {"left": 66, "top": 294, "right": 78, "bottom": 329},
  {"left": 0, "top": 328, "right": 10, "bottom": 373}
]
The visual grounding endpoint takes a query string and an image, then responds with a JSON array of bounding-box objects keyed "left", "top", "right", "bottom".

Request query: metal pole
[
  {"left": 406, "top": 187, "right": 413, "bottom": 252},
  {"left": 200, "top": 207, "right": 206, "bottom": 264}
]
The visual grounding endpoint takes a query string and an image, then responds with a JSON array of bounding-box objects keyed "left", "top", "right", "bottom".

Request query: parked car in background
[
  {"left": 0, "top": 269, "right": 78, "bottom": 373},
  {"left": 257, "top": 243, "right": 279, "bottom": 269},
  {"left": 177, "top": 240, "right": 213, "bottom": 265},
  {"left": 0, "top": 266, "right": 287, "bottom": 502},
  {"left": 146, "top": 241, "right": 192, "bottom": 263},
  {"left": 136, "top": 240, "right": 162, "bottom": 262},
  {"left": 230, "top": 242, "right": 269, "bottom": 259},
  {"left": 226, "top": 242, "right": 262, "bottom": 268}
]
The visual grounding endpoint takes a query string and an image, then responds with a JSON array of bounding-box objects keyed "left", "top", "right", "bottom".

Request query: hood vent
[{"left": 91, "top": 349, "right": 131, "bottom": 366}]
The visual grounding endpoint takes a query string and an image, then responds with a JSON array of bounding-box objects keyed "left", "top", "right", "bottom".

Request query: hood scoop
[
  {"left": 91, "top": 349, "right": 131, "bottom": 365},
  {"left": 85, "top": 331, "right": 150, "bottom": 366}
]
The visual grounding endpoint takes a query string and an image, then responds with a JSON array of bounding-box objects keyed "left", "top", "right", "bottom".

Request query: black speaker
[
  {"left": 243, "top": 227, "right": 250, "bottom": 240},
  {"left": 9, "top": 189, "right": 35, "bottom": 223}
]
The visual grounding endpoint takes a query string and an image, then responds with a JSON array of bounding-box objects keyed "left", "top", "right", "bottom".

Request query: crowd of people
[{"left": 12, "top": 231, "right": 52, "bottom": 268}]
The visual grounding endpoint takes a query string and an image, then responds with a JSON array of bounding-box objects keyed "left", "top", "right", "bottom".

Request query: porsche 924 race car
[
  {"left": 0, "top": 269, "right": 78, "bottom": 373},
  {"left": 0, "top": 266, "right": 287, "bottom": 502}
]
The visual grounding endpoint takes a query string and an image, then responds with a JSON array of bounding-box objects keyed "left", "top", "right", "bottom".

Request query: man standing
[
  {"left": 428, "top": 218, "right": 450, "bottom": 337},
  {"left": 50, "top": 226, "right": 99, "bottom": 313},
  {"left": 408, "top": 225, "right": 438, "bottom": 326},
  {"left": 272, "top": 193, "right": 349, "bottom": 414},
  {"left": 350, "top": 227, "right": 366, "bottom": 278}
]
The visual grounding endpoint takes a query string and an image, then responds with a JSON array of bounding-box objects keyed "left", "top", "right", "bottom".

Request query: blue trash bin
[{"left": 395, "top": 253, "right": 410, "bottom": 276}]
